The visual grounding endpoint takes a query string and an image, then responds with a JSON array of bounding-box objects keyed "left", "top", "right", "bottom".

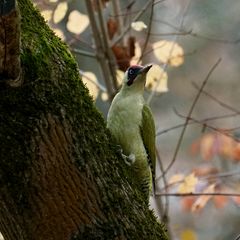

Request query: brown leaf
[
  {"left": 128, "top": 36, "right": 136, "bottom": 58},
  {"left": 107, "top": 18, "right": 118, "bottom": 39},
  {"left": 112, "top": 45, "right": 130, "bottom": 71},
  {"left": 191, "top": 184, "right": 215, "bottom": 212},
  {"left": 232, "top": 196, "right": 240, "bottom": 205},
  {"left": 181, "top": 196, "right": 196, "bottom": 211},
  {"left": 213, "top": 195, "right": 228, "bottom": 208},
  {"left": 192, "top": 166, "right": 219, "bottom": 177}
]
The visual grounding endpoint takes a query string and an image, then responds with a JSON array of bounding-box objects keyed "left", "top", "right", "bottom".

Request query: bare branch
[
  {"left": 156, "top": 192, "right": 240, "bottom": 197},
  {"left": 161, "top": 58, "right": 222, "bottom": 177},
  {"left": 174, "top": 109, "right": 240, "bottom": 142},
  {"left": 157, "top": 112, "right": 240, "bottom": 137},
  {"left": 147, "top": 0, "right": 192, "bottom": 104},
  {"left": 155, "top": 149, "right": 169, "bottom": 222},
  {"left": 96, "top": 0, "right": 118, "bottom": 90},
  {"left": 152, "top": 19, "right": 240, "bottom": 44},
  {"left": 111, "top": 0, "right": 124, "bottom": 45},
  {"left": 234, "top": 233, "right": 240, "bottom": 240},
  {"left": 137, "top": 0, "right": 154, "bottom": 63},
  {"left": 192, "top": 82, "right": 240, "bottom": 114},
  {"left": 79, "top": 70, "right": 107, "bottom": 92},
  {"left": 71, "top": 48, "right": 96, "bottom": 58},
  {"left": 111, "top": 0, "right": 154, "bottom": 47}
]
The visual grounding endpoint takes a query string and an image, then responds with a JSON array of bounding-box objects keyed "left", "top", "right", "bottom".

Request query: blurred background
[{"left": 32, "top": 0, "right": 240, "bottom": 239}]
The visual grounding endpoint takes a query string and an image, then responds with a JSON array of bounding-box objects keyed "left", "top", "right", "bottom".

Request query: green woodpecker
[{"left": 107, "top": 64, "right": 156, "bottom": 200}]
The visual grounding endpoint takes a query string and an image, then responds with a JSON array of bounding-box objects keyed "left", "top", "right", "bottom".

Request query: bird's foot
[
  {"left": 123, "top": 153, "right": 136, "bottom": 166},
  {"left": 116, "top": 145, "right": 135, "bottom": 165}
]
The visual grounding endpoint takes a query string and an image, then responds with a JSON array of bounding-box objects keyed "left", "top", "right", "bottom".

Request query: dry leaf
[
  {"left": 178, "top": 173, "right": 198, "bottom": 194},
  {"left": 181, "top": 196, "right": 196, "bottom": 211},
  {"left": 152, "top": 40, "right": 184, "bottom": 67},
  {"left": 53, "top": 2, "right": 68, "bottom": 24},
  {"left": 101, "top": 92, "right": 109, "bottom": 101},
  {"left": 67, "top": 10, "right": 89, "bottom": 34},
  {"left": 192, "top": 166, "right": 219, "bottom": 177},
  {"left": 232, "top": 196, "right": 240, "bottom": 205},
  {"left": 191, "top": 184, "right": 215, "bottom": 212},
  {"left": 180, "top": 229, "right": 198, "bottom": 240},
  {"left": 53, "top": 28, "right": 65, "bottom": 41},
  {"left": 213, "top": 195, "right": 228, "bottom": 208},
  {"left": 146, "top": 64, "right": 168, "bottom": 93},
  {"left": 107, "top": 18, "right": 118, "bottom": 39},
  {"left": 112, "top": 45, "right": 130, "bottom": 71},
  {"left": 41, "top": 10, "right": 52, "bottom": 22},
  {"left": 169, "top": 173, "right": 185, "bottom": 185},
  {"left": 81, "top": 72, "right": 99, "bottom": 100},
  {"left": 192, "top": 132, "right": 240, "bottom": 161},
  {"left": 131, "top": 21, "right": 147, "bottom": 31}
]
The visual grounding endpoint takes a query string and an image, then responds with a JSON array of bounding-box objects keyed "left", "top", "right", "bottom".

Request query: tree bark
[{"left": 0, "top": 0, "right": 168, "bottom": 239}]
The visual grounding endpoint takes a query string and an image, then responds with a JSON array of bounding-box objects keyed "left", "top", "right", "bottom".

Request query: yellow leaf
[
  {"left": 101, "top": 92, "right": 109, "bottom": 101},
  {"left": 67, "top": 11, "right": 89, "bottom": 34},
  {"left": 131, "top": 21, "right": 147, "bottom": 31},
  {"left": 152, "top": 40, "right": 184, "bottom": 67},
  {"left": 81, "top": 72, "right": 99, "bottom": 100},
  {"left": 178, "top": 173, "right": 198, "bottom": 194},
  {"left": 52, "top": 28, "right": 65, "bottom": 41},
  {"left": 146, "top": 64, "right": 168, "bottom": 93},
  {"left": 168, "top": 173, "right": 185, "bottom": 185},
  {"left": 41, "top": 10, "right": 52, "bottom": 22},
  {"left": 180, "top": 229, "right": 198, "bottom": 240},
  {"left": 53, "top": 2, "right": 68, "bottom": 24},
  {"left": 191, "top": 184, "right": 215, "bottom": 212}
]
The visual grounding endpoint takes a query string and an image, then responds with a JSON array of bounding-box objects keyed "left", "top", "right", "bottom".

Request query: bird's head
[{"left": 122, "top": 64, "right": 152, "bottom": 92}]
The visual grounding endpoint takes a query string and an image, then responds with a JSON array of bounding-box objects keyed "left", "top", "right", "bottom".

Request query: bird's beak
[{"left": 138, "top": 64, "right": 152, "bottom": 75}]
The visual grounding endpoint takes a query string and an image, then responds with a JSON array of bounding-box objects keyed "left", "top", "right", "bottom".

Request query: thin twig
[
  {"left": 79, "top": 70, "right": 107, "bottom": 92},
  {"left": 235, "top": 234, "right": 240, "bottom": 240},
  {"left": 147, "top": 0, "right": 192, "bottom": 104},
  {"left": 111, "top": 0, "right": 124, "bottom": 45},
  {"left": 157, "top": 170, "right": 240, "bottom": 192},
  {"left": 155, "top": 149, "right": 169, "bottom": 223},
  {"left": 71, "top": 48, "right": 96, "bottom": 58},
  {"left": 156, "top": 112, "right": 240, "bottom": 137},
  {"left": 155, "top": 149, "right": 173, "bottom": 240},
  {"left": 85, "top": 0, "right": 115, "bottom": 97},
  {"left": 160, "top": 58, "right": 222, "bottom": 178},
  {"left": 155, "top": 192, "right": 240, "bottom": 197},
  {"left": 137, "top": 0, "right": 154, "bottom": 63},
  {"left": 174, "top": 109, "right": 240, "bottom": 143},
  {"left": 192, "top": 82, "right": 240, "bottom": 114},
  {"left": 201, "top": 170, "right": 240, "bottom": 181},
  {"left": 152, "top": 19, "right": 240, "bottom": 44},
  {"left": 111, "top": 0, "right": 154, "bottom": 47},
  {"left": 96, "top": 0, "right": 118, "bottom": 90}
]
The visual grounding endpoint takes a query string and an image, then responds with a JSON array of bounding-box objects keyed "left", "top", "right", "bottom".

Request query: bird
[{"left": 107, "top": 64, "right": 156, "bottom": 201}]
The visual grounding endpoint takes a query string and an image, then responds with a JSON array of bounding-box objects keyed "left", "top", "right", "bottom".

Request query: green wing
[{"left": 140, "top": 104, "right": 156, "bottom": 193}]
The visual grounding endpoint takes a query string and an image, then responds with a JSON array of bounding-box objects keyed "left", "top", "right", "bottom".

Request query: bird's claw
[
  {"left": 116, "top": 145, "right": 135, "bottom": 165},
  {"left": 123, "top": 153, "right": 135, "bottom": 166}
]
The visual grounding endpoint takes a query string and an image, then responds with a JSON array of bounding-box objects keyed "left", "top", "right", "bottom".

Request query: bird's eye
[{"left": 129, "top": 69, "right": 134, "bottom": 75}]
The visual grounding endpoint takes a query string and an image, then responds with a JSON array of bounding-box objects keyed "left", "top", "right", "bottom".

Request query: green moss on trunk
[{"left": 0, "top": 0, "right": 168, "bottom": 239}]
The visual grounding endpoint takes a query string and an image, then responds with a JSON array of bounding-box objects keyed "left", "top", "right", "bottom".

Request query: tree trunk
[{"left": 0, "top": 0, "right": 168, "bottom": 239}]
